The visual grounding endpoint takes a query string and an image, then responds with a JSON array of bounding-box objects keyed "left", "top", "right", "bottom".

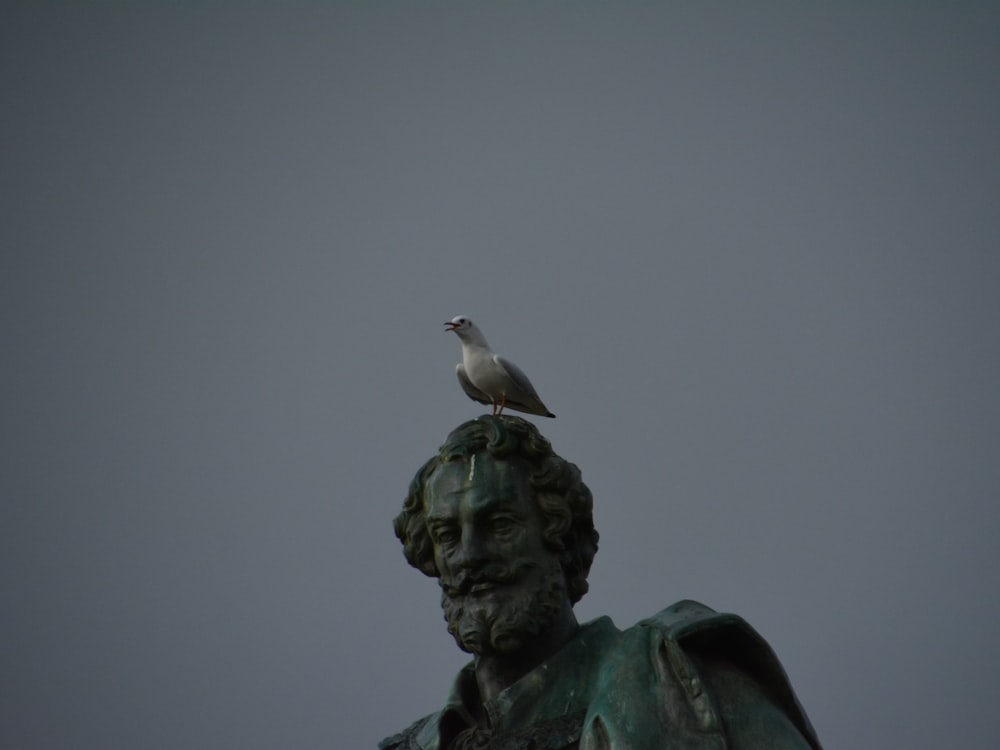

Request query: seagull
[{"left": 444, "top": 316, "right": 556, "bottom": 418}]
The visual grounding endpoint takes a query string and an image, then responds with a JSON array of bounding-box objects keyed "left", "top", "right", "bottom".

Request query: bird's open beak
[{"left": 444, "top": 321, "right": 458, "bottom": 332}]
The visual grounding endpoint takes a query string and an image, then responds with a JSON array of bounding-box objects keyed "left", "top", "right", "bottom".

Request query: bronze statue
[{"left": 382, "top": 416, "right": 822, "bottom": 750}]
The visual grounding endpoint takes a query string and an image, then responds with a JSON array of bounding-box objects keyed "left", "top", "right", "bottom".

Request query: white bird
[{"left": 444, "top": 315, "right": 556, "bottom": 418}]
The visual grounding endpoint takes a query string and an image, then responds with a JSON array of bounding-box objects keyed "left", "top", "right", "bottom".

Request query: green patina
[{"left": 384, "top": 416, "right": 822, "bottom": 750}]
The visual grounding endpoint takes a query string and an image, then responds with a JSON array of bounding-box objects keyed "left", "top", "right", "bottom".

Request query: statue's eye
[
  {"left": 491, "top": 517, "right": 517, "bottom": 538},
  {"left": 434, "top": 527, "right": 458, "bottom": 546}
]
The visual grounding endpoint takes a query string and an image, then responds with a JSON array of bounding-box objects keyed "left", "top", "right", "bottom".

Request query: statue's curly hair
[{"left": 393, "top": 415, "right": 599, "bottom": 604}]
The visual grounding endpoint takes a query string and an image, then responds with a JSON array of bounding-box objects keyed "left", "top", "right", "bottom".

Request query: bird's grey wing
[
  {"left": 494, "top": 356, "right": 543, "bottom": 399},
  {"left": 456, "top": 364, "right": 492, "bottom": 405},
  {"left": 494, "top": 356, "right": 555, "bottom": 417}
]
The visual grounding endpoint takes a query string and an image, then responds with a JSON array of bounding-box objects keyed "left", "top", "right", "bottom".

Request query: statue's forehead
[{"left": 424, "top": 453, "right": 532, "bottom": 511}]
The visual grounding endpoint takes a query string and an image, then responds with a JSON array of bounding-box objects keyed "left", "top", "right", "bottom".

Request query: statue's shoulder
[
  {"left": 378, "top": 712, "right": 440, "bottom": 750},
  {"left": 632, "top": 598, "right": 792, "bottom": 665},
  {"left": 634, "top": 598, "right": 731, "bottom": 635},
  {"left": 627, "top": 599, "right": 822, "bottom": 750}
]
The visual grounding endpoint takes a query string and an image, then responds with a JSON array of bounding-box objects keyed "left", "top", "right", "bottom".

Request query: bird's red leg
[
  {"left": 498, "top": 395, "right": 507, "bottom": 415},
  {"left": 491, "top": 400, "right": 498, "bottom": 416}
]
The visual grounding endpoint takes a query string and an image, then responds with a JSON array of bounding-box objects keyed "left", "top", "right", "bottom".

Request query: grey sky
[{"left": 3, "top": 5, "right": 998, "bottom": 749}]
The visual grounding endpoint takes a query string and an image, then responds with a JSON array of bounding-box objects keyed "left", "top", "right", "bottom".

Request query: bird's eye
[{"left": 459, "top": 318, "right": 466, "bottom": 324}]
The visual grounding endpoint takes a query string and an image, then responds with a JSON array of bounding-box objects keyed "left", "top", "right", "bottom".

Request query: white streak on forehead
[{"left": 467, "top": 453, "right": 476, "bottom": 483}]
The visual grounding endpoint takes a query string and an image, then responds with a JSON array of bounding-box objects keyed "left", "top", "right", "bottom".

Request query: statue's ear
[
  {"left": 418, "top": 559, "right": 440, "bottom": 578},
  {"left": 537, "top": 492, "right": 572, "bottom": 550},
  {"left": 396, "top": 511, "right": 441, "bottom": 579},
  {"left": 400, "top": 529, "right": 440, "bottom": 579}
]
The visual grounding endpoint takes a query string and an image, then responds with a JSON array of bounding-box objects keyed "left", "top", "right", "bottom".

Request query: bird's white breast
[{"left": 463, "top": 348, "right": 507, "bottom": 394}]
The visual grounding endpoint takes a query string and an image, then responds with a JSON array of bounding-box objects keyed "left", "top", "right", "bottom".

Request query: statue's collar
[{"left": 438, "top": 616, "right": 620, "bottom": 745}]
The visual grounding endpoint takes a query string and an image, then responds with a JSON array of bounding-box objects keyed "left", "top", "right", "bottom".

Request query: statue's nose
[{"left": 454, "top": 533, "right": 490, "bottom": 571}]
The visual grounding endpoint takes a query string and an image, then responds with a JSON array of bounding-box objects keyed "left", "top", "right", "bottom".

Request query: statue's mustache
[{"left": 440, "top": 559, "right": 538, "bottom": 598}]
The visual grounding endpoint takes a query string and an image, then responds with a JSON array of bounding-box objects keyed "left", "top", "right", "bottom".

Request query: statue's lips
[
  {"left": 443, "top": 578, "right": 512, "bottom": 598},
  {"left": 468, "top": 581, "right": 499, "bottom": 594}
]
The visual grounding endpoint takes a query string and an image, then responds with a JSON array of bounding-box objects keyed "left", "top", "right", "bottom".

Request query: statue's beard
[{"left": 440, "top": 557, "right": 566, "bottom": 655}]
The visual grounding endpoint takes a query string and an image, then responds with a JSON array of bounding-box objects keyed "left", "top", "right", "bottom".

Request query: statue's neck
[{"left": 473, "top": 604, "right": 580, "bottom": 704}]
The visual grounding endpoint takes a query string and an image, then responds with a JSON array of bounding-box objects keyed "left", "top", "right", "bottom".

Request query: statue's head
[{"left": 393, "top": 416, "right": 599, "bottom": 654}]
